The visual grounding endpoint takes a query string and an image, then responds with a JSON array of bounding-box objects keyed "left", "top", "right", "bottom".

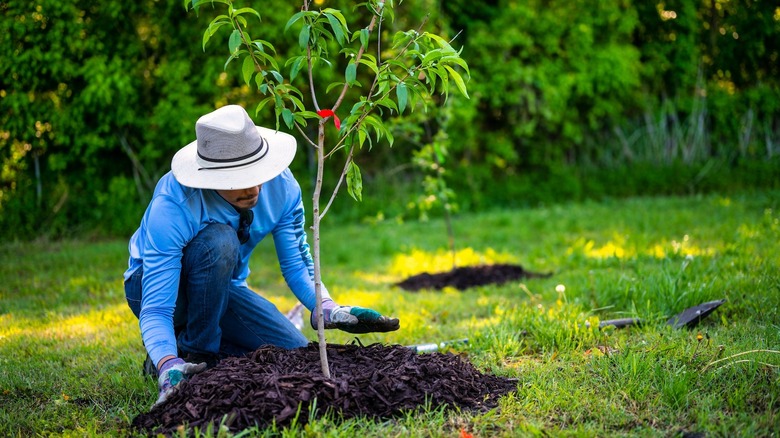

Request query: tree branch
[
  {"left": 331, "top": 6, "right": 381, "bottom": 113},
  {"left": 320, "top": 144, "right": 355, "bottom": 220}
]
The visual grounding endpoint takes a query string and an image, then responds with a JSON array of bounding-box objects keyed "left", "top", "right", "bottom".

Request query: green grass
[{"left": 1, "top": 191, "right": 779, "bottom": 437}]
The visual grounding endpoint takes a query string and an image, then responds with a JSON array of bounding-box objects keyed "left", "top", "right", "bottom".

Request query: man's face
[{"left": 216, "top": 185, "right": 261, "bottom": 210}]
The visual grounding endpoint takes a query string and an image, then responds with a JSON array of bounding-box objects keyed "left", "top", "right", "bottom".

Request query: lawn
[{"left": 1, "top": 191, "right": 779, "bottom": 436}]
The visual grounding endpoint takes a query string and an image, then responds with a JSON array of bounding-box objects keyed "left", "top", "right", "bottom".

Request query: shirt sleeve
[
  {"left": 139, "top": 195, "right": 195, "bottom": 366},
  {"left": 271, "top": 176, "right": 330, "bottom": 311}
]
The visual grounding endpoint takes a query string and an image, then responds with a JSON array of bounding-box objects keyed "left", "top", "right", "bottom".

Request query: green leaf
[
  {"left": 192, "top": 0, "right": 229, "bottom": 10},
  {"left": 396, "top": 82, "right": 408, "bottom": 113},
  {"left": 299, "top": 25, "right": 310, "bottom": 50},
  {"left": 287, "top": 95, "right": 305, "bottom": 111},
  {"left": 441, "top": 55, "right": 470, "bottom": 75},
  {"left": 281, "top": 108, "right": 294, "bottom": 129},
  {"left": 202, "top": 20, "right": 229, "bottom": 51},
  {"left": 345, "top": 62, "right": 357, "bottom": 85},
  {"left": 311, "top": 56, "right": 332, "bottom": 69},
  {"left": 270, "top": 70, "right": 284, "bottom": 83},
  {"left": 339, "top": 47, "right": 357, "bottom": 58},
  {"left": 228, "top": 29, "right": 242, "bottom": 54},
  {"left": 292, "top": 113, "right": 309, "bottom": 127},
  {"left": 375, "top": 97, "right": 398, "bottom": 113},
  {"left": 421, "top": 49, "right": 444, "bottom": 66},
  {"left": 357, "top": 58, "right": 378, "bottom": 75},
  {"left": 289, "top": 56, "right": 304, "bottom": 82},
  {"left": 383, "top": 4, "right": 395, "bottom": 22},
  {"left": 241, "top": 56, "right": 255, "bottom": 85},
  {"left": 326, "top": 81, "right": 345, "bottom": 94},
  {"left": 253, "top": 49, "right": 279, "bottom": 70},
  {"left": 391, "top": 30, "right": 412, "bottom": 49},
  {"left": 361, "top": 52, "right": 377, "bottom": 65},
  {"left": 384, "top": 59, "right": 408, "bottom": 72},
  {"left": 424, "top": 33, "right": 454, "bottom": 51},
  {"left": 385, "top": 125, "right": 394, "bottom": 146},
  {"left": 362, "top": 114, "right": 380, "bottom": 136},
  {"left": 256, "top": 76, "right": 268, "bottom": 94},
  {"left": 254, "top": 97, "right": 273, "bottom": 116},
  {"left": 346, "top": 161, "right": 363, "bottom": 202},
  {"left": 273, "top": 107, "right": 282, "bottom": 130},
  {"left": 202, "top": 30, "right": 212, "bottom": 51},
  {"left": 223, "top": 50, "right": 240, "bottom": 70},
  {"left": 405, "top": 49, "right": 423, "bottom": 61},
  {"left": 349, "top": 100, "right": 367, "bottom": 115},
  {"left": 324, "top": 13, "right": 345, "bottom": 45},
  {"left": 322, "top": 8, "right": 349, "bottom": 31},
  {"left": 444, "top": 65, "right": 469, "bottom": 98},
  {"left": 296, "top": 110, "right": 321, "bottom": 120},
  {"left": 284, "top": 11, "right": 306, "bottom": 33},
  {"left": 360, "top": 28, "right": 369, "bottom": 49},
  {"left": 231, "top": 7, "right": 261, "bottom": 21},
  {"left": 253, "top": 39, "right": 276, "bottom": 54},
  {"left": 421, "top": 67, "right": 437, "bottom": 90},
  {"left": 435, "top": 68, "right": 450, "bottom": 95},
  {"left": 284, "top": 84, "right": 304, "bottom": 99}
]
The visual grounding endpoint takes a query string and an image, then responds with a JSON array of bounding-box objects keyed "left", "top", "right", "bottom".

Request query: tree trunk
[{"left": 312, "top": 120, "right": 331, "bottom": 378}]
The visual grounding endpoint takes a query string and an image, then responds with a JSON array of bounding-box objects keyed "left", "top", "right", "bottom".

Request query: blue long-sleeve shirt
[{"left": 124, "top": 168, "right": 328, "bottom": 366}]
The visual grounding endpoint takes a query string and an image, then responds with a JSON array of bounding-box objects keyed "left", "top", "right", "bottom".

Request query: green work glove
[
  {"left": 313, "top": 299, "right": 400, "bottom": 334},
  {"left": 153, "top": 358, "right": 207, "bottom": 408}
]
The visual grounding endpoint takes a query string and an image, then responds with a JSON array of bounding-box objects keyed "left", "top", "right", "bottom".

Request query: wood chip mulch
[
  {"left": 132, "top": 343, "right": 517, "bottom": 436},
  {"left": 396, "top": 263, "right": 552, "bottom": 291}
]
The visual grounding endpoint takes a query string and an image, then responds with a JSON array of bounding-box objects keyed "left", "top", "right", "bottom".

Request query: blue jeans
[{"left": 125, "top": 223, "right": 309, "bottom": 359}]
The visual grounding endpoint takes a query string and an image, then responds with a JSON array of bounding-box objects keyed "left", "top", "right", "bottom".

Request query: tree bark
[{"left": 312, "top": 120, "right": 330, "bottom": 378}]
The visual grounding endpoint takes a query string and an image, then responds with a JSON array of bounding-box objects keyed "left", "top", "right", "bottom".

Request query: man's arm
[
  {"left": 271, "top": 172, "right": 399, "bottom": 334},
  {"left": 139, "top": 196, "right": 195, "bottom": 367},
  {"left": 271, "top": 174, "right": 328, "bottom": 310}
]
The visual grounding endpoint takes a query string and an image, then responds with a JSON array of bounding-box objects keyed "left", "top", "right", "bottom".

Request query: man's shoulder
[
  {"left": 154, "top": 172, "right": 201, "bottom": 201},
  {"left": 266, "top": 168, "right": 299, "bottom": 191},
  {"left": 273, "top": 168, "right": 296, "bottom": 183}
]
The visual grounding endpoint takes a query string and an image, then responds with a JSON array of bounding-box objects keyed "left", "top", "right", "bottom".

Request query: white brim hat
[{"left": 172, "top": 105, "right": 296, "bottom": 190}]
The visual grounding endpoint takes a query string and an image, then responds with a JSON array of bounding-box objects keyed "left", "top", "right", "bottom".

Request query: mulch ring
[
  {"left": 132, "top": 343, "right": 518, "bottom": 436},
  {"left": 396, "top": 263, "right": 552, "bottom": 292}
]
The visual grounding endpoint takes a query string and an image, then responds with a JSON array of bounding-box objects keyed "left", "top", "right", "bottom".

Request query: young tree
[{"left": 188, "top": 0, "right": 469, "bottom": 377}]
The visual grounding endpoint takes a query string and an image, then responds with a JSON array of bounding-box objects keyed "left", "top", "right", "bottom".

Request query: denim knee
[{"left": 124, "top": 266, "right": 143, "bottom": 319}]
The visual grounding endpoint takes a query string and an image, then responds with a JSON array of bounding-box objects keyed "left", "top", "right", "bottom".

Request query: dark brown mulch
[
  {"left": 396, "top": 263, "right": 552, "bottom": 292},
  {"left": 132, "top": 343, "right": 517, "bottom": 436}
]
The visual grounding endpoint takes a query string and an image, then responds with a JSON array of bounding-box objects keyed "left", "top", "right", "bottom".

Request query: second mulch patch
[
  {"left": 396, "top": 263, "right": 552, "bottom": 292},
  {"left": 133, "top": 343, "right": 518, "bottom": 435}
]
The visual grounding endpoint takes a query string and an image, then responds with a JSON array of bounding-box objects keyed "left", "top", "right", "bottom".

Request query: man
[{"left": 123, "top": 104, "right": 399, "bottom": 406}]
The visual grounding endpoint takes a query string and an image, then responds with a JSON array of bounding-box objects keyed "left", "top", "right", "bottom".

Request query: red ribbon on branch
[{"left": 316, "top": 109, "right": 341, "bottom": 130}]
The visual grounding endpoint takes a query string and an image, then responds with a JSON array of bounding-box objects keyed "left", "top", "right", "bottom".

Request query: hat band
[{"left": 197, "top": 137, "right": 269, "bottom": 171}]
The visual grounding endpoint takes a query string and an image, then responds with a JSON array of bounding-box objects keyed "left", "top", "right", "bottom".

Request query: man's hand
[
  {"left": 312, "top": 299, "right": 400, "bottom": 334},
  {"left": 153, "top": 358, "right": 207, "bottom": 407}
]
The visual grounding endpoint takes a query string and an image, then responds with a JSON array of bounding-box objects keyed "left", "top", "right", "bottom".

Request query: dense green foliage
[
  {"left": 434, "top": 0, "right": 780, "bottom": 211},
  {"left": 1, "top": 1, "right": 778, "bottom": 239},
  {"left": 2, "top": 192, "right": 779, "bottom": 435}
]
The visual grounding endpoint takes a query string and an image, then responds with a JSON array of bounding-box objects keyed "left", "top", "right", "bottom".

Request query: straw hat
[{"left": 171, "top": 105, "right": 296, "bottom": 190}]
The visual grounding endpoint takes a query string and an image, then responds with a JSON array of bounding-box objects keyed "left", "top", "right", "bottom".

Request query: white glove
[{"left": 153, "top": 358, "right": 207, "bottom": 407}]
